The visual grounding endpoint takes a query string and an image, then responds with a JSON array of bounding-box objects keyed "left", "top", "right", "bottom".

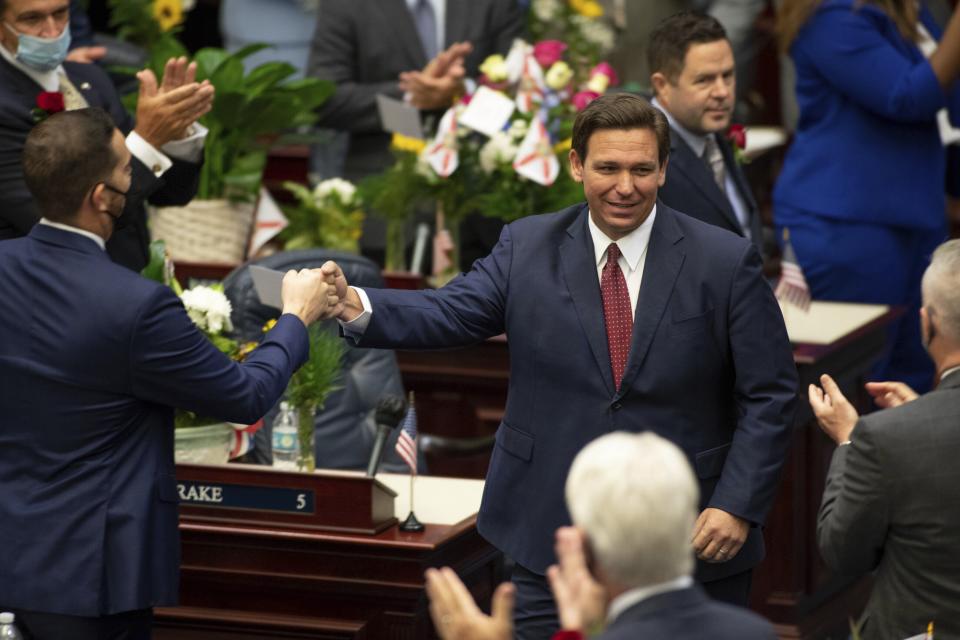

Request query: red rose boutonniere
[
  {"left": 32, "top": 91, "right": 65, "bottom": 123},
  {"left": 726, "top": 123, "right": 748, "bottom": 164}
]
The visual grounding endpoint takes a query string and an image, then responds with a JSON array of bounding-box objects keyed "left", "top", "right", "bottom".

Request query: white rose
[
  {"left": 532, "top": 0, "right": 560, "bottom": 21},
  {"left": 544, "top": 61, "right": 573, "bottom": 91},
  {"left": 508, "top": 119, "right": 529, "bottom": 140},
  {"left": 181, "top": 286, "right": 233, "bottom": 334},
  {"left": 573, "top": 16, "right": 616, "bottom": 53},
  {"left": 479, "top": 132, "right": 519, "bottom": 174},
  {"left": 313, "top": 178, "right": 357, "bottom": 205}
]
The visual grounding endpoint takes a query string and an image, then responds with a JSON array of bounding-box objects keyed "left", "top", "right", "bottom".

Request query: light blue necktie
[{"left": 413, "top": 0, "right": 438, "bottom": 61}]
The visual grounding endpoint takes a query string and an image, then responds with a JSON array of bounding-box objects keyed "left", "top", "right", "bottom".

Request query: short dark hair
[
  {"left": 647, "top": 12, "right": 728, "bottom": 85},
  {"left": 23, "top": 108, "right": 119, "bottom": 222},
  {"left": 572, "top": 93, "right": 670, "bottom": 166}
]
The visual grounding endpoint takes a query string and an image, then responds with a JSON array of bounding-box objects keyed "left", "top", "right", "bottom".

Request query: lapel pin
[{"left": 80, "top": 82, "right": 91, "bottom": 90}]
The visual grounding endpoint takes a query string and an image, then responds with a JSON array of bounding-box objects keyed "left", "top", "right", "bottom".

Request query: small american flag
[
  {"left": 775, "top": 229, "right": 812, "bottom": 311},
  {"left": 395, "top": 400, "right": 418, "bottom": 474}
]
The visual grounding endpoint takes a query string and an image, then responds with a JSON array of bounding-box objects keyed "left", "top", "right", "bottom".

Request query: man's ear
[
  {"left": 651, "top": 71, "right": 670, "bottom": 100},
  {"left": 569, "top": 148, "right": 584, "bottom": 183},
  {"left": 658, "top": 156, "right": 669, "bottom": 187}
]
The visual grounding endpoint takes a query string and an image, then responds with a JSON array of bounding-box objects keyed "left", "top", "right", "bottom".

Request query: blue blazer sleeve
[
  {"left": 128, "top": 287, "right": 309, "bottom": 424},
  {"left": 359, "top": 224, "right": 512, "bottom": 348},
  {"left": 794, "top": 2, "right": 955, "bottom": 124}
]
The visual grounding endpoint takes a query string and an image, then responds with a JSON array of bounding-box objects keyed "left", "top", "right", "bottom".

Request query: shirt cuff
[
  {"left": 338, "top": 286, "right": 372, "bottom": 336},
  {"left": 161, "top": 121, "right": 208, "bottom": 163},
  {"left": 126, "top": 130, "right": 172, "bottom": 177}
]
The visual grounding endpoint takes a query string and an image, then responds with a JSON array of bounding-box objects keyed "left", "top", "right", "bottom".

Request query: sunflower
[
  {"left": 568, "top": 0, "right": 604, "bottom": 18},
  {"left": 153, "top": 0, "right": 184, "bottom": 32}
]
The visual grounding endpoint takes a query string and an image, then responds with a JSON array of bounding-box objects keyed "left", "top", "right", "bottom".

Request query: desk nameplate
[{"left": 176, "top": 463, "right": 398, "bottom": 535}]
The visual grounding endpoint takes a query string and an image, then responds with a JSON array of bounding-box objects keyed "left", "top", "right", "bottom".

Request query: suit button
[{"left": 612, "top": 402, "right": 622, "bottom": 411}]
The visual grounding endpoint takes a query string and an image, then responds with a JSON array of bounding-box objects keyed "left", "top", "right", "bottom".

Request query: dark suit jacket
[
  {"left": 658, "top": 127, "right": 763, "bottom": 253},
  {"left": 352, "top": 202, "right": 798, "bottom": 579},
  {"left": 0, "top": 57, "right": 201, "bottom": 271},
  {"left": 600, "top": 586, "right": 776, "bottom": 639},
  {"left": 0, "top": 225, "right": 308, "bottom": 616},
  {"left": 818, "top": 372, "right": 960, "bottom": 639},
  {"left": 308, "top": 0, "right": 525, "bottom": 179}
]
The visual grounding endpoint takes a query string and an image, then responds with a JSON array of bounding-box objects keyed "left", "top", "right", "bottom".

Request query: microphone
[{"left": 366, "top": 394, "right": 408, "bottom": 477}]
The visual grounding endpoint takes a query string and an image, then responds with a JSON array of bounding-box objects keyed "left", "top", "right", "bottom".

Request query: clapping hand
[
  {"left": 66, "top": 46, "right": 107, "bottom": 64},
  {"left": 425, "top": 567, "right": 514, "bottom": 640},
  {"left": 865, "top": 381, "right": 918, "bottom": 409},
  {"left": 808, "top": 373, "right": 859, "bottom": 444},
  {"left": 134, "top": 57, "right": 214, "bottom": 148},
  {"left": 547, "top": 527, "right": 607, "bottom": 632},
  {"left": 400, "top": 41, "right": 472, "bottom": 110}
]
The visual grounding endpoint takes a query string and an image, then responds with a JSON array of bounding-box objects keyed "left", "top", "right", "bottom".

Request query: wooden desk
[{"left": 156, "top": 474, "right": 502, "bottom": 639}]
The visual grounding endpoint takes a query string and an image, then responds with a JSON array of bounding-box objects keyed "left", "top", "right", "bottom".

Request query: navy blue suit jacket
[
  {"left": 774, "top": 0, "right": 960, "bottom": 230},
  {"left": 0, "top": 225, "right": 308, "bottom": 616},
  {"left": 658, "top": 128, "right": 763, "bottom": 254},
  {"left": 0, "top": 57, "right": 201, "bottom": 271},
  {"left": 354, "top": 203, "right": 797, "bottom": 579},
  {"left": 600, "top": 586, "right": 776, "bottom": 639}
]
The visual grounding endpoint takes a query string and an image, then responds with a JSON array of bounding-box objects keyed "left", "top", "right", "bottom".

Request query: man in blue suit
[
  {"left": 324, "top": 94, "right": 798, "bottom": 639},
  {"left": 0, "top": 0, "right": 215, "bottom": 272},
  {"left": 0, "top": 108, "right": 339, "bottom": 639}
]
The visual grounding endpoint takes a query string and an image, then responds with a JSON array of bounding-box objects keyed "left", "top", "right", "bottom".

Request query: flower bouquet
[
  {"left": 280, "top": 178, "right": 364, "bottom": 253},
  {"left": 361, "top": 38, "right": 618, "bottom": 279}
]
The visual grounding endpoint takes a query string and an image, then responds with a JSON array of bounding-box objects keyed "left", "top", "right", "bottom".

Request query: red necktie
[{"left": 600, "top": 243, "right": 633, "bottom": 389}]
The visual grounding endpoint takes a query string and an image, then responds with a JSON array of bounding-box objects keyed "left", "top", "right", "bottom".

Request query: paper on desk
[
  {"left": 378, "top": 473, "right": 484, "bottom": 526},
  {"left": 249, "top": 264, "right": 284, "bottom": 310},
  {"left": 780, "top": 300, "right": 889, "bottom": 345}
]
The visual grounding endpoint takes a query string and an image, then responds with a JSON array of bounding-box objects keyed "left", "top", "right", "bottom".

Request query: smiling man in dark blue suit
[
  {"left": 324, "top": 94, "right": 797, "bottom": 640},
  {"left": 0, "top": 108, "right": 340, "bottom": 640}
]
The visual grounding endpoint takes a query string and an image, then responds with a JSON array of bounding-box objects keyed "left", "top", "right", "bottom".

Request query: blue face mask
[{"left": 4, "top": 22, "right": 71, "bottom": 72}]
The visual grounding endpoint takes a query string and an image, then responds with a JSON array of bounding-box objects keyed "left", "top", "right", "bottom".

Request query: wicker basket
[{"left": 149, "top": 199, "right": 256, "bottom": 264}]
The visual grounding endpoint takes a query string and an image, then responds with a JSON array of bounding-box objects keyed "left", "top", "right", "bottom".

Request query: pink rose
[
  {"left": 533, "top": 40, "right": 568, "bottom": 69},
  {"left": 572, "top": 91, "right": 600, "bottom": 112},
  {"left": 590, "top": 62, "right": 619, "bottom": 87}
]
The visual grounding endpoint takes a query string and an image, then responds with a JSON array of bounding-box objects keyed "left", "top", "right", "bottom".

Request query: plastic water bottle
[
  {"left": 271, "top": 402, "right": 299, "bottom": 470},
  {"left": 0, "top": 612, "right": 23, "bottom": 640}
]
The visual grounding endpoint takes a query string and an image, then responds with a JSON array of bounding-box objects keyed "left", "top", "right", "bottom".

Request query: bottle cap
[{"left": 0, "top": 612, "right": 13, "bottom": 623}]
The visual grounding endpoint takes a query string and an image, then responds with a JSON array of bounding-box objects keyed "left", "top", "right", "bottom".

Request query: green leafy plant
[
  {"left": 281, "top": 179, "right": 364, "bottom": 253},
  {"left": 284, "top": 325, "right": 345, "bottom": 471}
]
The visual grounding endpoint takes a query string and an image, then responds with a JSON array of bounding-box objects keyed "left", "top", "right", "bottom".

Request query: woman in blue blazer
[{"left": 774, "top": 0, "right": 960, "bottom": 391}]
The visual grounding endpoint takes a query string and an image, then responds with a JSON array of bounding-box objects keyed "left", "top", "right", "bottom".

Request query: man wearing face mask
[
  {"left": 808, "top": 239, "right": 960, "bottom": 638},
  {"left": 0, "top": 0, "right": 215, "bottom": 272}
]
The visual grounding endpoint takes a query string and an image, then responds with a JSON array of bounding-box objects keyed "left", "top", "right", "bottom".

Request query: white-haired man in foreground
[{"left": 425, "top": 432, "right": 776, "bottom": 639}]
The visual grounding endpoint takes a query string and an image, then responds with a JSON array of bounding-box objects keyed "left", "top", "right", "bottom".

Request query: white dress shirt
[
  {"left": 606, "top": 575, "right": 694, "bottom": 624},
  {"left": 38, "top": 218, "right": 105, "bottom": 250},
  {"left": 941, "top": 365, "right": 960, "bottom": 384},
  {"left": 0, "top": 42, "right": 208, "bottom": 177},
  {"left": 651, "top": 97, "right": 751, "bottom": 238}
]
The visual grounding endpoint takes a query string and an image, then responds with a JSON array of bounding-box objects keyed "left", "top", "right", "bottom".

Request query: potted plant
[
  {"left": 280, "top": 178, "right": 364, "bottom": 253},
  {"left": 109, "top": 1, "right": 334, "bottom": 263}
]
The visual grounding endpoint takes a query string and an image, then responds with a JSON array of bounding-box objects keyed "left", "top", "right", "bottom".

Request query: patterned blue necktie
[{"left": 413, "top": 0, "right": 438, "bottom": 61}]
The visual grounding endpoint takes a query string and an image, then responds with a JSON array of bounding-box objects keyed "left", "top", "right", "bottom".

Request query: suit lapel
[
  {"left": 668, "top": 130, "right": 742, "bottom": 234},
  {"left": 380, "top": 0, "right": 428, "bottom": 69},
  {"left": 0, "top": 56, "right": 45, "bottom": 106},
  {"left": 617, "top": 204, "right": 685, "bottom": 397},
  {"left": 717, "top": 134, "right": 758, "bottom": 213},
  {"left": 559, "top": 207, "right": 616, "bottom": 397}
]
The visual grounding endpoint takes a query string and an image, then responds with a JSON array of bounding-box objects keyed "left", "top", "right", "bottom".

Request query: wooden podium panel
[{"left": 156, "top": 470, "right": 501, "bottom": 640}]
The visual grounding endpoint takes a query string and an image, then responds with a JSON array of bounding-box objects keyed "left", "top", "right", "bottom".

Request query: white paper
[
  {"left": 249, "top": 264, "right": 285, "bottom": 310},
  {"left": 248, "top": 188, "right": 289, "bottom": 257},
  {"left": 459, "top": 86, "right": 516, "bottom": 138},
  {"left": 780, "top": 300, "right": 889, "bottom": 345},
  {"left": 376, "top": 94, "right": 424, "bottom": 139}
]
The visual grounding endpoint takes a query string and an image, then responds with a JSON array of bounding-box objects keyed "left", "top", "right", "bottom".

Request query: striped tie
[{"left": 59, "top": 73, "right": 89, "bottom": 110}]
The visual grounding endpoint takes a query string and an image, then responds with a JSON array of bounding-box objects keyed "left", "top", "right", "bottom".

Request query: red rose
[
  {"left": 572, "top": 90, "right": 601, "bottom": 112},
  {"left": 726, "top": 124, "right": 746, "bottom": 150},
  {"left": 36, "top": 91, "right": 65, "bottom": 114}
]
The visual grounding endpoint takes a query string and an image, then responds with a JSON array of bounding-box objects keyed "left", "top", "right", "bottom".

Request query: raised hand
[
  {"left": 425, "top": 567, "right": 513, "bottom": 640},
  {"left": 808, "top": 373, "right": 860, "bottom": 444},
  {"left": 865, "top": 380, "right": 919, "bottom": 409},
  {"left": 692, "top": 508, "right": 749, "bottom": 563},
  {"left": 547, "top": 527, "right": 606, "bottom": 632},
  {"left": 134, "top": 62, "right": 214, "bottom": 148},
  {"left": 65, "top": 46, "right": 107, "bottom": 64},
  {"left": 400, "top": 41, "right": 471, "bottom": 110},
  {"left": 280, "top": 268, "right": 340, "bottom": 326}
]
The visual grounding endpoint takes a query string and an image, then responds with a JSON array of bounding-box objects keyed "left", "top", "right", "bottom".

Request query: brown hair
[
  {"left": 647, "top": 12, "right": 728, "bottom": 85},
  {"left": 572, "top": 93, "right": 671, "bottom": 166},
  {"left": 23, "top": 108, "right": 119, "bottom": 222},
  {"left": 777, "top": 0, "right": 918, "bottom": 53}
]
